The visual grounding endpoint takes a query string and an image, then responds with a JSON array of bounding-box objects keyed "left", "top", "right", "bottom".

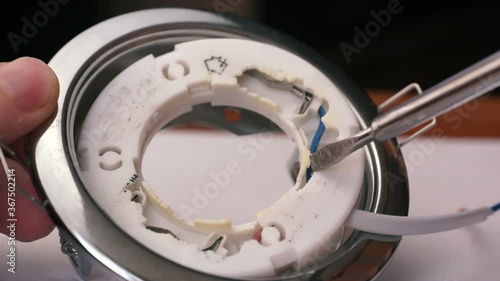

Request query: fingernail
[{"left": 0, "top": 58, "right": 57, "bottom": 113}]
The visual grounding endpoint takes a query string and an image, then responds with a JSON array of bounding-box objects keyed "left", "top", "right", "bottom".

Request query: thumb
[{"left": 0, "top": 57, "right": 59, "bottom": 144}]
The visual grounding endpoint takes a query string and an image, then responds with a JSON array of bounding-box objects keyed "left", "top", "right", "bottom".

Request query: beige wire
[{"left": 0, "top": 145, "right": 10, "bottom": 180}]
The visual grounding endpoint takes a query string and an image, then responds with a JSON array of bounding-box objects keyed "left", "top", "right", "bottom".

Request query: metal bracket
[
  {"left": 378, "top": 83, "right": 437, "bottom": 147},
  {"left": 0, "top": 139, "right": 50, "bottom": 211},
  {"left": 59, "top": 228, "right": 93, "bottom": 281}
]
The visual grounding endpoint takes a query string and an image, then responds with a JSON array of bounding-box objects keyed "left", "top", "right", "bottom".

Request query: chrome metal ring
[{"left": 31, "top": 8, "right": 409, "bottom": 281}]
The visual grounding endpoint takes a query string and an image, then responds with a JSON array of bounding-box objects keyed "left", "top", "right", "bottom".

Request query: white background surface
[{"left": 1, "top": 132, "right": 499, "bottom": 281}]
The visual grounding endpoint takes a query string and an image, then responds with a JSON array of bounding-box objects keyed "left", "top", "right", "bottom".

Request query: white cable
[
  {"left": 0, "top": 147, "right": 10, "bottom": 179},
  {"left": 346, "top": 207, "right": 494, "bottom": 236}
]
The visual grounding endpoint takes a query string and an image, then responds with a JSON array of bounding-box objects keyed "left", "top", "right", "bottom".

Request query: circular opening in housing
[{"left": 142, "top": 117, "right": 296, "bottom": 225}]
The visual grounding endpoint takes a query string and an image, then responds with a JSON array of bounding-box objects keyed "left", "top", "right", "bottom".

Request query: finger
[
  {"left": 0, "top": 158, "right": 55, "bottom": 242},
  {"left": 0, "top": 57, "right": 59, "bottom": 144}
]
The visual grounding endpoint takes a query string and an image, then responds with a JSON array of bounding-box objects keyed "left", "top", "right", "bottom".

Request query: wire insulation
[
  {"left": 0, "top": 146, "right": 10, "bottom": 180},
  {"left": 306, "top": 107, "right": 326, "bottom": 181},
  {"left": 493, "top": 203, "right": 500, "bottom": 212},
  {"left": 347, "top": 208, "right": 494, "bottom": 236}
]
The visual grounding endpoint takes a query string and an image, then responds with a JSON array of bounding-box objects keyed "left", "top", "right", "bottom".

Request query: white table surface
[{"left": 1, "top": 132, "right": 499, "bottom": 281}]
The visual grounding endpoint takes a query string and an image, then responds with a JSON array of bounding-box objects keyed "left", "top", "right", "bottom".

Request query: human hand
[{"left": 0, "top": 57, "right": 59, "bottom": 242}]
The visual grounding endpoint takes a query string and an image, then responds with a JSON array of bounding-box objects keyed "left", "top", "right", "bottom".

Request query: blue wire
[
  {"left": 310, "top": 107, "right": 326, "bottom": 152},
  {"left": 306, "top": 107, "right": 326, "bottom": 181},
  {"left": 302, "top": 106, "right": 500, "bottom": 208},
  {"left": 493, "top": 203, "right": 500, "bottom": 212}
]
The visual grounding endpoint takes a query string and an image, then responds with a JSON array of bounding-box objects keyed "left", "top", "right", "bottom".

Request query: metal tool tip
[
  {"left": 310, "top": 147, "right": 344, "bottom": 171},
  {"left": 309, "top": 129, "right": 372, "bottom": 171}
]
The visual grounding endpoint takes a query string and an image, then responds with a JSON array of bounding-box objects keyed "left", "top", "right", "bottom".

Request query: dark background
[{"left": 0, "top": 0, "right": 499, "bottom": 91}]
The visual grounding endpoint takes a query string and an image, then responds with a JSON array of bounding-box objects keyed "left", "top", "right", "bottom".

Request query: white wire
[
  {"left": 0, "top": 147, "right": 10, "bottom": 179},
  {"left": 346, "top": 207, "right": 494, "bottom": 236}
]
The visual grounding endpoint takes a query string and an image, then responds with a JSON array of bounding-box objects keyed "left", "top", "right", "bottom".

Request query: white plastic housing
[{"left": 77, "top": 39, "right": 364, "bottom": 278}]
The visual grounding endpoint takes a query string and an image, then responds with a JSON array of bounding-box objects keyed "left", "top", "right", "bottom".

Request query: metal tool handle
[{"left": 372, "top": 50, "right": 500, "bottom": 141}]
